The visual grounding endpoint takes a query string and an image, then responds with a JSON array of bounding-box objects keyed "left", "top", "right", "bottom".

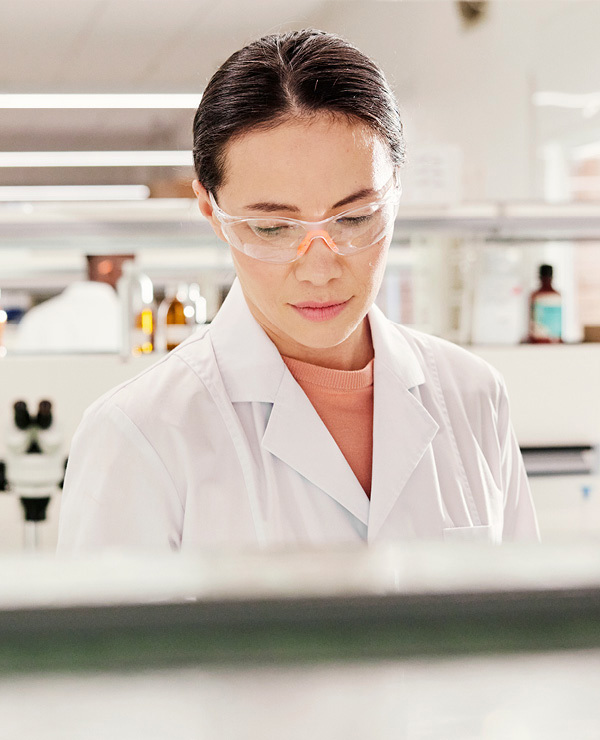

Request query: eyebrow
[
  {"left": 332, "top": 187, "right": 376, "bottom": 210},
  {"left": 243, "top": 187, "right": 378, "bottom": 215}
]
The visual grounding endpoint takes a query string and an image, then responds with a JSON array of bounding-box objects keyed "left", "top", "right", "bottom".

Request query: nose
[{"left": 293, "top": 231, "right": 343, "bottom": 285}]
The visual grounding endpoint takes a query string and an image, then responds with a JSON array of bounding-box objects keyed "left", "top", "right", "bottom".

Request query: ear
[{"left": 192, "top": 179, "right": 227, "bottom": 243}]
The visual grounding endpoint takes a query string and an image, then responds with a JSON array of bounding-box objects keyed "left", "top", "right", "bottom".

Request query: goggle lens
[{"left": 210, "top": 190, "right": 400, "bottom": 264}]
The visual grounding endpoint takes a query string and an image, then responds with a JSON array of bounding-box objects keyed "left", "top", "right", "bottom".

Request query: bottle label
[{"left": 532, "top": 304, "right": 562, "bottom": 340}]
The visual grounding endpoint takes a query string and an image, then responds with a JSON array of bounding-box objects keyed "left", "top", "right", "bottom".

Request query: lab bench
[{"left": 0, "top": 545, "right": 599, "bottom": 739}]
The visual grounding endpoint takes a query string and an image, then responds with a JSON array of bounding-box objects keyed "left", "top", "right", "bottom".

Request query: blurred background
[
  {"left": 2, "top": 0, "right": 600, "bottom": 201},
  {"left": 1, "top": 0, "right": 600, "bottom": 548},
  {"left": 2, "top": 3, "right": 600, "bottom": 735}
]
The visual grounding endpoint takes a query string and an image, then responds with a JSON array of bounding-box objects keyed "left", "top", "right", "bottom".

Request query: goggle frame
[{"left": 207, "top": 185, "right": 401, "bottom": 264}]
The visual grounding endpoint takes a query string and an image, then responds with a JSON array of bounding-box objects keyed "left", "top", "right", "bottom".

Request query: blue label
[{"left": 533, "top": 304, "right": 562, "bottom": 339}]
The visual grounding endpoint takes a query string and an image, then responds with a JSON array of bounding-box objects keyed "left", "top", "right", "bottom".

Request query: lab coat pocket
[{"left": 442, "top": 524, "right": 498, "bottom": 543}]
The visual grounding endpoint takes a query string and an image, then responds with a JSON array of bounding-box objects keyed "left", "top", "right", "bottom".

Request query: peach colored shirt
[{"left": 282, "top": 356, "right": 374, "bottom": 498}]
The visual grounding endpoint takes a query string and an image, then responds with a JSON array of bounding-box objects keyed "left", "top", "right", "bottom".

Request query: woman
[{"left": 57, "top": 30, "right": 539, "bottom": 552}]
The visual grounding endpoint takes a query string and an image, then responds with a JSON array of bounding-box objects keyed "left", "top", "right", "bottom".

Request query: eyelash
[
  {"left": 254, "top": 225, "right": 289, "bottom": 235},
  {"left": 336, "top": 214, "right": 372, "bottom": 225}
]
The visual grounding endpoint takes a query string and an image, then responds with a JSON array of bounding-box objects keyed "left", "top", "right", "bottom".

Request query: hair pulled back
[{"left": 192, "top": 29, "right": 405, "bottom": 193}]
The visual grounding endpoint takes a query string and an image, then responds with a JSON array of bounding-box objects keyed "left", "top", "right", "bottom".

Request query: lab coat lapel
[
  {"left": 210, "top": 279, "right": 369, "bottom": 525},
  {"left": 367, "top": 305, "right": 440, "bottom": 540},
  {"left": 262, "top": 370, "right": 370, "bottom": 526},
  {"left": 209, "top": 279, "right": 284, "bottom": 403}
]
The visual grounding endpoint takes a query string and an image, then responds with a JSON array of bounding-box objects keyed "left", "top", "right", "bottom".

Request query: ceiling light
[
  {"left": 533, "top": 91, "right": 600, "bottom": 118},
  {"left": 0, "top": 93, "right": 200, "bottom": 109},
  {"left": 0, "top": 150, "right": 193, "bottom": 167},
  {"left": 572, "top": 141, "right": 600, "bottom": 161},
  {"left": 0, "top": 185, "right": 151, "bottom": 201}
]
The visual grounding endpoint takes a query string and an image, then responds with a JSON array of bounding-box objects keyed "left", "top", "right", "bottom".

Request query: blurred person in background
[
  {"left": 16, "top": 254, "right": 133, "bottom": 354},
  {"left": 58, "top": 30, "right": 539, "bottom": 552}
]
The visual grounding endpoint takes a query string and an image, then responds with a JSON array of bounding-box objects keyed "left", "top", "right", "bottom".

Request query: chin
[{"left": 293, "top": 324, "right": 356, "bottom": 350}]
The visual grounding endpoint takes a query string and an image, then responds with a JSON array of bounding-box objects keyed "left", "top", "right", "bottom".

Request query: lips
[
  {"left": 293, "top": 300, "right": 346, "bottom": 309},
  {"left": 291, "top": 299, "right": 350, "bottom": 322}
]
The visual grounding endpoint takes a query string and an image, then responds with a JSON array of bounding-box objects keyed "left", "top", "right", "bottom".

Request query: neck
[{"left": 267, "top": 318, "right": 374, "bottom": 371}]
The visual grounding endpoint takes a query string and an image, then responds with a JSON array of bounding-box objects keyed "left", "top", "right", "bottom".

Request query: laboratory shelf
[
  {"left": 2, "top": 198, "right": 599, "bottom": 294},
  {"left": 394, "top": 201, "right": 600, "bottom": 240},
  {"left": 3, "top": 199, "right": 600, "bottom": 247}
]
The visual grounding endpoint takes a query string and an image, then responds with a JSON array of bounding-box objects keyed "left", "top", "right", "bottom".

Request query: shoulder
[
  {"left": 82, "top": 326, "right": 217, "bottom": 429},
  {"left": 389, "top": 322, "right": 504, "bottom": 400},
  {"left": 18, "top": 293, "right": 63, "bottom": 327}
]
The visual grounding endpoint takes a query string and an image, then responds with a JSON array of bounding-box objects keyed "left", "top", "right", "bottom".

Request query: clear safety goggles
[{"left": 208, "top": 184, "right": 401, "bottom": 264}]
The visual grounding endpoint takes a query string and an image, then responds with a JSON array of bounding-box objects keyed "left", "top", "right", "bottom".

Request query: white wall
[
  {"left": 4, "top": 0, "right": 600, "bottom": 200},
  {"left": 312, "top": 0, "right": 600, "bottom": 201}
]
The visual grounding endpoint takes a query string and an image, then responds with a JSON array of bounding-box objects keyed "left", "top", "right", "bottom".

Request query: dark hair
[{"left": 192, "top": 29, "right": 405, "bottom": 193}]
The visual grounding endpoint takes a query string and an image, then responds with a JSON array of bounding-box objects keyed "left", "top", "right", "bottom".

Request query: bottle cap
[{"left": 540, "top": 264, "right": 553, "bottom": 279}]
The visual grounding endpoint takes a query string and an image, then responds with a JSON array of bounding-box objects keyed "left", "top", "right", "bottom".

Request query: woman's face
[{"left": 193, "top": 114, "right": 396, "bottom": 369}]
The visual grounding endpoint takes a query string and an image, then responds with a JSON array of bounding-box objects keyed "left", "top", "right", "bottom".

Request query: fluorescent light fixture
[
  {"left": 0, "top": 93, "right": 200, "bottom": 109},
  {"left": 0, "top": 185, "right": 151, "bottom": 201},
  {"left": 0, "top": 150, "right": 193, "bottom": 167},
  {"left": 533, "top": 91, "right": 600, "bottom": 118}
]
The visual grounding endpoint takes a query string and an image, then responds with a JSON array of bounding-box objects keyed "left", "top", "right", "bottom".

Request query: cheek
[
  {"left": 354, "top": 242, "right": 389, "bottom": 294},
  {"left": 231, "top": 250, "right": 289, "bottom": 307}
]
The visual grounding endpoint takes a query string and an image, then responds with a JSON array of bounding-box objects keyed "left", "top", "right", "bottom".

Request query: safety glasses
[{"left": 208, "top": 184, "right": 401, "bottom": 264}]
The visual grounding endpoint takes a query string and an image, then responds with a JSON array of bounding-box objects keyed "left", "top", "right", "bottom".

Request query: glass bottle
[
  {"left": 187, "top": 283, "right": 207, "bottom": 326},
  {"left": 158, "top": 284, "right": 197, "bottom": 352},
  {"left": 132, "top": 273, "right": 156, "bottom": 355},
  {"left": 528, "top": 264, "right": 562, "bottom": 343}
]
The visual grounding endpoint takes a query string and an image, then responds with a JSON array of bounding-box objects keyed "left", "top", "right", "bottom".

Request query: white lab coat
[
  {"left": 16, "top": 281, "right": 121, "bottom": 354},
  {"left": 57, "top": 279, "right": 539, "bottom": 553}
]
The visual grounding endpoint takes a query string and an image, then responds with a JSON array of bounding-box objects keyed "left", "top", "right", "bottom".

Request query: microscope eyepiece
[
  {"left": 13, "top": 401, "right": 30, "bottom": 430},
  {"left": 37, "top": 400, "right": 53, "bottom": 430}
]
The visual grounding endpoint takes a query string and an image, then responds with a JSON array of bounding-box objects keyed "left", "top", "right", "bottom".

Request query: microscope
[{"left": 4, "top": 400, "right": 64, "bottom": 551}]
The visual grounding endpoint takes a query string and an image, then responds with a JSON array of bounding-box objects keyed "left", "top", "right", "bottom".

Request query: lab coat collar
[
  {"left": 210, "top": 279, "right": 427, "bottom": 402},
  {"left": 209, "top": 279, "right": 286, "bottom": 403},
  {"left": 262, "top": 370, "right": 371, "bottom": 524},
  {"left": 209, "top": 280, "right": 369, "bottom": 523},
  {"left": 368, "top": 359, "right": 439, "bottom": 539},
  {"left": 366, "top": 300, "right": 425, "bottom": 390},
  {"left": 367, "top": 305, "right": 439, "bottom": 540},
  {"left": 208, "top": 279, "right": 438, "bottom": 532}
]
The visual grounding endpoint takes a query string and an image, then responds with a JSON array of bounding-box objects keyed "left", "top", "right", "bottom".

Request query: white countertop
[{"left": 2, "top": 541, "right": 600, "bottom": 610}]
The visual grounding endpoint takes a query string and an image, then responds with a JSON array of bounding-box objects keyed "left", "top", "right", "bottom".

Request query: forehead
[{"left": 218, "top": 114, "right": 393, "bottom": 207}]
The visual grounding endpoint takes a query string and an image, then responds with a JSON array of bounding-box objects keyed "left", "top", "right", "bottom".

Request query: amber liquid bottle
[
  {"left": 165, "top": 292, "right": 186, "bottom": 351},
  {"left": 158, "top": 284, "right": 195, "bottom": 352},
  {"left": 528, "top": 264, "right": 562, "bottom": 343}
]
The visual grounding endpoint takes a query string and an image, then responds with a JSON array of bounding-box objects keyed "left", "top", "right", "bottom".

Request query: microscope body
[{"left": 5, "top": 400, "right": 64, "bottom": 550}]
